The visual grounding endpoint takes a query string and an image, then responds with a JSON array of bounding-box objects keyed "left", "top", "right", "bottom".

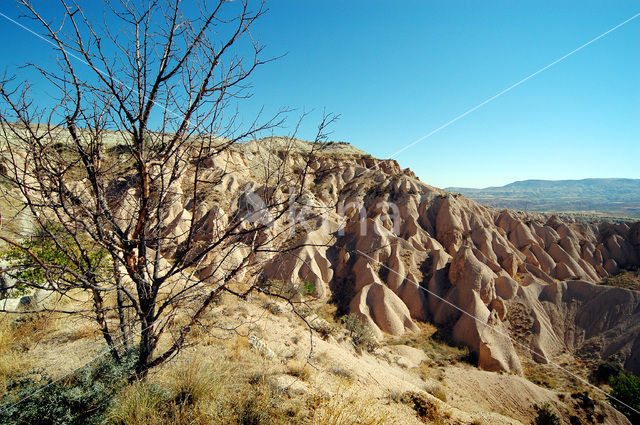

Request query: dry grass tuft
[
  {"left": 0, "top": 313, "right": 52, "bottom": 396},
  {"left": 161, "top": 358, "right": 226, "bottom": 406},
  {"left": 286, "top": 360, "right": 312, "bottom": 381},
  {"left": 0, "top": 322, "right": 29, "bottom": 396},
  {"left": 106, "top": 382, "right": 167, "bottom": 425},
  {"left": 309, "top": 387, "right": 393, "bottom": 425},
  {"left": 423, "top": 381, "right": 447, "bottom": 402}
]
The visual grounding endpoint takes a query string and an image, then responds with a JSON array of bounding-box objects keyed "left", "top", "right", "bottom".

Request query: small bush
[
  {"left": 302, "top": 280, "right": 315, "bottom": 296},
  {"left": 342, "top": 313, "right": 377, "bottom": 353},
  {"left": 389, "top": 322, "right": 472, "bottom": 366},
  {"left": 107, "top": 359, "right": 228, "bottom": 425},
  {"left": 594, "top": 361, "right": 622, "bottom": 385},
  {"left": 532, "top": 403, "right": 561, "bottom": 425},
  {"left": 163, "top": 359, "right": 225, "bottom": 407},
  {"left": 264, "top": 302, "right": 283, "bottom": 315},
  {"left": 400, "top": 391, "right": 442, "bottom": 423},
  {"left": 610, "top": 372, "right": 640, "bottom": 423},
  {"left": 527, "top": 370, "right": 557, "bottom": 389},
  {"left": 0, "top": 348, "right": 137, "bottom": 425},
  {"left": 266, "top": 279, "right": 301, "bottom": 301}
]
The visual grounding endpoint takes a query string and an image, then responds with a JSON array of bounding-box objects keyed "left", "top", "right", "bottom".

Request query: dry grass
[
  {"left": 0, "top": 313, "right": 52, "bottom": 396},
  {"left": 106, "top": 382, "right": 167, "bottom": 425},
  {"left": 3, "top": 294, "right": 418, "bottom": 424},
  {"left": 286, "top": 360, "right": 312, "bottom": 381},
  {"left": 525, "top": 365, "right": 558, "bottom": 390},
  {"left": 67, "top": 321, "right": 101, "bottom": 341},
  {"left": 309, "top": 387, "right": 394, "bottom": 425},
  {"left": 107, "top": 350, "right": 305, "bottom": 425},
  {"left": 328, "top": 365, "right": 354, "bottom": 381},
  {"left": 105, "top": 332, "right": 396, "bottom": 425},
  {"left": 109, "top": 331, "right": 284, "bottom": 423},
  {"left": 0, "top": 321, "right": 29, "bottom": 396}
]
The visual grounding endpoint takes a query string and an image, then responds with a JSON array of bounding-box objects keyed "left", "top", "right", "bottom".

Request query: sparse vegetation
[
  {"left": 388, "top": 322, "right": 473, "bottom": 367},
  {"left": 311, "top": 318, "right": 338, "bottom": 340},
  {"left": 342, "top": 313, "right": 378, "bottom": 353},
  {"left": 601, "top": 268, "right": 640, "bottom": 291},
  {"left": 0, "top": 330, "right": 399, "bottom": 425},
  {"left": 532, "top": 403, "right": 561, "bottom": 425},
  {"left": 328, "top": 366, "right": 354, "bottom": 380},
  {"left": 399, "top": 391, "right": 443, "bottom": 423},
  {"left": 0, "top": 316, "right": 44, "bottom": 396},
  {"left": 266, "top": 279, "right": 302, "bottom": 301},
  {"left": 310, "top": 388, "right": 393, "bottom": 425},
  {"left": 263, "top": 302, "right": 283, "bottom": 315},
  {"left": 526, "top": 366, "right": 558, "bottom": 390}
]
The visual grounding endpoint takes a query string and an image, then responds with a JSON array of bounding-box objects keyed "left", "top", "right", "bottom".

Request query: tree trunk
[
  {"left": 136, "top": 293, "right": 157, "bottom": 376},
  {"left": 91, "top": 288, "right": 121, "bottom": 364}
]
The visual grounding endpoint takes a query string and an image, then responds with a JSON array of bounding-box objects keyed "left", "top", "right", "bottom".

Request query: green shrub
[
  {"left": 594, "top": 361, "right": 623, "bottom": 385},
  {"left": 0, "top": 348, "right": 137, "bottom": 425},
  {"left": 610, "top": 372, "right": 640, "bottom": 423},
  {"left": 1, "top": 224, "right": 110, "bottom": 293},
  {"left": 342, "top": 313, "right": 377, "bottom": 353},
  {"left": 302, "top": 280, "right": 315, "bottom": 296},
  {"left": 532, "top": 403, "right": 561, "bottom": 425}
]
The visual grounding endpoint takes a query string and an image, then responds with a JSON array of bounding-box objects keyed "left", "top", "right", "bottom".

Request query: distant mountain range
[{"left": 446, "top": 178, "right": 640, "bottom": 219}]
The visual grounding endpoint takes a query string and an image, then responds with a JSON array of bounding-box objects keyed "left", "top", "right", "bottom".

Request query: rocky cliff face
[{"left": 153, "top": 139, "right": 640, "bottom": 374}]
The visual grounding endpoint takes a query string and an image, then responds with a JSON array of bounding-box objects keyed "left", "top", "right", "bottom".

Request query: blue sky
[{"left": 1, "top": 1, "right": 639, "bottom": 188}]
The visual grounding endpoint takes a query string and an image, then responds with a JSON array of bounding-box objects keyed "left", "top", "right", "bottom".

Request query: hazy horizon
[{"left": 444, "top": 176, "right": 640, "bottom": 190}]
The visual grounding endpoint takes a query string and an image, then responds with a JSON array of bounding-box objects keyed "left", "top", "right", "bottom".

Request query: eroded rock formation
[{"left": 130, "top": 139, "right": 640, "bottom": 373}]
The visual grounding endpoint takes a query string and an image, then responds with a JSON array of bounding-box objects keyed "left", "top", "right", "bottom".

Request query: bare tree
[{"left": 0, "top": 0, "right": 335, "bottom": 375}]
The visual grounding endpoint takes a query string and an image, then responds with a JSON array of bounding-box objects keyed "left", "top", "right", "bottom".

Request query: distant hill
[{"left": 446, "top": 178, "right": 640, "bottom": 219}]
